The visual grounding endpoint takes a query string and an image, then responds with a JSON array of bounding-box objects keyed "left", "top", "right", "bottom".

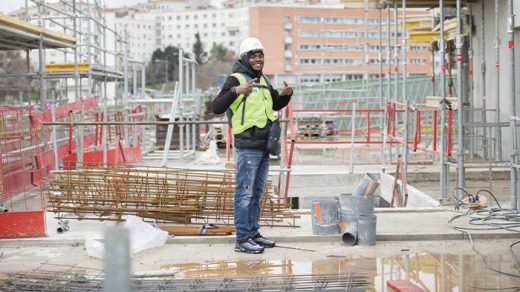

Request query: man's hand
[
  {"left": 235, "top": 78, "right": 258, "bottom": 95},
  {"left": 280, "top": 81, "right": 293, "bottom": 96}
]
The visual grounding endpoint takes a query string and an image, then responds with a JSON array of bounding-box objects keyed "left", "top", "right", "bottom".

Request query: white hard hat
[{"left": 239, "top": 37, "right": 265, "bottom": 57}]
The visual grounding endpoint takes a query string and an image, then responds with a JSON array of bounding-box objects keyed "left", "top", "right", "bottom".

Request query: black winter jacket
[{"left": 213, "top": 59, "right": 292, "bottom": 150}]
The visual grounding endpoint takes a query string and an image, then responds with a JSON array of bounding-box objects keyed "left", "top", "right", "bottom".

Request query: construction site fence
[
  {"left": 0, "top": 106, "right": 46, "bottom": 238},
  {"left": 386, "top": 100, "right": 453, "bottom": 157}
]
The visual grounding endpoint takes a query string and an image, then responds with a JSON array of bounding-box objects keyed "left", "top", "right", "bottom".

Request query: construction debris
[{"left": 46, "top": 164, "right": 299, "bottom": 228}]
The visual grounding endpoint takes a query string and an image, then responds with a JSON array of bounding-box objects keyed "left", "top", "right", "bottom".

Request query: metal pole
[
  {"left": 38, "top": 1, "right": 46, "bottom": 106},
  {"left": 378, "top": 8, "right": 386, "bottom": 173},
  {"left": 124, "top": 31, "right": 129, "bottom": 105},
  {"left": 393, "top": 0, "right": 399, "bottom": 163},
  {"left": 385, "top": 2, "right": 392, "bottom": 168},
  {"left": 402, "top": 0, "right": 408, "bottom": 177},
  {"left": 507, "top": 0, "right": 518, "bottom": 210},
  {"left": 103, "top": 91, "right": 107, "bottom": 163},
  {"left": 79, "top": 103, "right": 84, "bottom": 164},
  {"left": 51, "top": 105, "right": 59, "bottom": 170},
  {"left": 103, "top": 227, "right": 131, "bottom": 292},
  {"left": 192, "top": 57, "right": 196, "bottom": 152},
  {"left": 494, "top": 0, "right": 502, "bottom": 160},
  {"left": 439, "top": 0, "right": 448, "bottom": 201},
  {"left": 455, "top": 0, "right": 465, "bottom": 198},
  {"left": 161, "top": 82, "right": 180, "bottom": 167},
  {"left": 87, "top": 0, "right": 92, "bottom": 98},
  {"left": 133, "top": 63, "right": 137, "bottom": 96},
  {"left": 365, "top": 6, "right": 369, "bottom": 86},
  {"left": 178, "top": 49, "right": 184, "bottom": 163},
  {"left": 349, "top": 103, "right": 356, "bottom": 174},
  {"left": 26, "top": 50, "right": 31, "bottom": 105},
  {"left": 141, "top": 60, "right": 146, "bottom": 97},
  {"left": 468, "top": 4, "right": 475, "bottom": 159},
  {"left": 481, "top": 0, "right": 488, "bottom": 159},
  {"left": 431, "top": 9, "right": 436, "bottom": 97}
]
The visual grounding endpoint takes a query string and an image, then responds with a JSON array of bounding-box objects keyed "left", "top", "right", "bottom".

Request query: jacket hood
[{"left": 232, "top": 58, "right": 262, "bottom": 79}]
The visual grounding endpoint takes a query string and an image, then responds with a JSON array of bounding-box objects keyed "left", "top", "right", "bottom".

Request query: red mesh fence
[{"left": 0, "top": 106, "right": 46, "bottom": 238}]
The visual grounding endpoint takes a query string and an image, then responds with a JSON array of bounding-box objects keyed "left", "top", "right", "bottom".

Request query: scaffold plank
[
  {"left": 45, "top": 63, "right": 90, "bottom": 72},
  {"left": 0, "top": 13, "right": 76, "bottom": 45}
]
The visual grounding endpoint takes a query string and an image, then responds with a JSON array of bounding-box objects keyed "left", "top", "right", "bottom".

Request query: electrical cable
[
  {"left": 466, "top": 286, "right": 520, "bottom": 291},
  {"left": 476, "top": 189, "right": 502, "bottom": 209},
  {"left": 451, "top": 187, "right": 473, "bottom": 210},
  {"left": 447, "top": 188, "right": 520, "bottom": 280}
]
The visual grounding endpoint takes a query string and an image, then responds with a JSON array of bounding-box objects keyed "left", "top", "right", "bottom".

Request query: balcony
[
  {"left": 285, "top": 50, "right": 292, "bottom": 58},
  {"left": 285, "top": 64, "right": 293, "bottom": 72},
  {"left": 284, "top": 22, "right": 292, "bottom": 30},
  {"left": 284, "top": 36, "right": 292, "bottom": 44}
]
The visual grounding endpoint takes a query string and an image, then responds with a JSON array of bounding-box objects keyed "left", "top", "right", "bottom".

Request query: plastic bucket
[
  {"left": 352, "top": 173, "right": 380, "bottom": 197},
  {"left": 311, "top": 200, "right": 339, "bottom": 235},
  {"left": 341, "top": 221, "right": 358, "bottom": 246},
  {"left": 357, "top": 214, "right": 377, "bottom": 246},
  {"left": 339, "top": 193, "right": 374, "bottom": 216}
]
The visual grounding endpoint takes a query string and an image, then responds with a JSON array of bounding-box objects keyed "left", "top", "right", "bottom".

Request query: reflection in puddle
[{"left": 162, "top": 253, "right": 520, "bottom": 290}]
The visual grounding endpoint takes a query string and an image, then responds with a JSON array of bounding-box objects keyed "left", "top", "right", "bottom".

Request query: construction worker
[{"left": 213, "top": 37, "right": 293, "bottom": 254}]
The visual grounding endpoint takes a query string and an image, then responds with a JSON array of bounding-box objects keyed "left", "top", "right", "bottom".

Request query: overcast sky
[{"left": 0, "top": 0, "right": 149, "bottom": 14}]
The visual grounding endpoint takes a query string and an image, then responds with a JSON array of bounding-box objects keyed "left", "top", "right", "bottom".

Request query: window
[
  {"left": 203, "top": 23, "right": 207, "bottom": 28},
  {"left": 300, "top": 58, "right": 321, "bottom": 65},
  {"left": 177, "top": 16, "right": 181, "bottom": 20},
  {"left": 324, "top": 31, "right": 343, "bottom": 38},
  {"left": 194, "top": 15, "right": 198, "bottom": 19},
  {"left": 300, "top": 16, "right": 321, "bottom": 24},
  {"left": 344, "top": 17, "right": 364, "bottom": 24},
  {"left": 411, "top": 58, "right": 427, "bottom": 65},
  {"left": 185, "top": 15, "right": 189, "bottom": 20},
  {"left": 411, "top": 45, "right": 427, "bottom": 52},
  {"left": 299, "top": 30, "right": 321, "bottom": 38},
  {"left": 299, "top": 44, "right": 321, "bottom": 50},
  {"left": 299, "top": 74, "right": 320, "bottom": 83},
  {"left": 168, "top": 16, "right": 172, "bottom": 21},
  {"left": 284, "top": 16, "right": 290, "bottom": 23},
  {"left": 324, "top": 17, "right": 342, "bottom": 24}
]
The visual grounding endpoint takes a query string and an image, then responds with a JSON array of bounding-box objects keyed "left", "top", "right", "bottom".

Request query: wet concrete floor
[{"left": 161, "top": 252, "right": 520, "bottom": 290}]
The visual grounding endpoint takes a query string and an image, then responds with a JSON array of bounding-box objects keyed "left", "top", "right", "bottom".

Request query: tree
[
  {"left": 209, "top": 44, "right": 229, "bottom": 62},
  {"left": 149, "top": 46, "right": 180, "bottom": 82},
  {"left": 192, "top": 32, "right": 205, "bottom": 65}
]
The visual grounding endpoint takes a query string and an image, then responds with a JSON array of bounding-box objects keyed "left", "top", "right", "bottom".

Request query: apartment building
[
  {"left": 249, "top": 6, "right": 431, "bottom": 85},
  {"left": 107, "top": 4, "right": 249, "bottom": 62},
  {"left": 108, "top": 2, "right": 430, "bottom": 86}
]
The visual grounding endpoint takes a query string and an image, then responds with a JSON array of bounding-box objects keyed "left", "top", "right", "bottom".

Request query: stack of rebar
[
  {"left": 46, "top": 164, "right": 299, "bottom": 227},
  {"left": 0, "top": 270, "right": 371, "bottom": 291}
]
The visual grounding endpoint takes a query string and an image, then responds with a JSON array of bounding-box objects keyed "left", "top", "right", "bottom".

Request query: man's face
[{"left": 249, "top": 52, "right": 264, "bottom": 71}]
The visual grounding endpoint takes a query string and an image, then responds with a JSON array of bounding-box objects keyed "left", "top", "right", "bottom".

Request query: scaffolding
[{"left": 342, "top": 0, "right": 518, "bottom": 209}]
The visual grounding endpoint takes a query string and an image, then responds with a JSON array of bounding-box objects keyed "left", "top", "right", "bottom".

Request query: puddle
[{"left": 161, "top": 253, "right": 520, "bottom": 290}]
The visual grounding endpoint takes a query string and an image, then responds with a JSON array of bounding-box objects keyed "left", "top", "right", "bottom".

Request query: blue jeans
[{"left": 234, "top": 148, "right": 270, "bottom": 242}]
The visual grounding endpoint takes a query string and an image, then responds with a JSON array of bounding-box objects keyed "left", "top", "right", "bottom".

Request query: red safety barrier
[
  {"left": 0, "top": 106, "right": 46, "bottom": 238},
  {"left": 387, "top": 100, "right": 452, "bottom": 156},
  {"left": 292, "top": 109, "right": 397, "bottom": 145}
]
